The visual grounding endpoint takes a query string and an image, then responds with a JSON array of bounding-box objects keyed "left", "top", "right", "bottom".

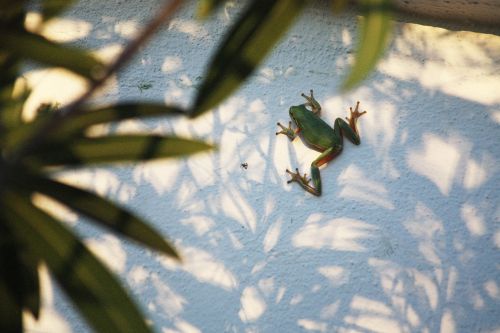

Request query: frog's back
[{"left": 293, "top": 108, "right": 336, "bottom": 150}]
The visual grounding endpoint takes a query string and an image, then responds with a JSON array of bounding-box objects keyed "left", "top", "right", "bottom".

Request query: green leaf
[
  {"left": 0, "top": 222, "right": 25, "bottom": 333},
  {"left": 0, "top": 77, "right": 30, "bottom": 132},
  {"left": 2, "top": 191, "right": 153, "bottom": 333},
  {"left": 192, "top": 0, "right": 306, "bottom": 116},
  {"left": 0, "top": 272, "right": 23, "bottom": 333},
  {"left": 15, "top": 172, "right": 180, "bottom": 259},
  {"left": 197, "top": 0, "right": 226, "bottom": 18},
  {"left": 3, "top": 103, "right": 186, "bottom": 151},
  {"left": 0, "top": 54, "right": 20, "bottom": 98},
  {"left": 331, "top": 0, "right": 349, "bottom": 13},
  {"left": 0, "top": 30, "right": 104, "bottom": 79},
  {"left": 1, "top": 112, "right": 53, "bottom": 153},
  {"left": 341, "top": 0, "right": 393, "bottom": 91},
  {"left": 42, "top": 0, "right": 76, "bottom": 20},
  {"left": 26, "top": 134, "right": 214, "bottom": 167},
  {"left": 0, "top": 218, "right": 39, "bottom": 322},
  {"left": 0, "top": 1, "right": 26, "bottom": 22},
  {"left": 56, "top": 103, "right": 186, "bottom": 140},
  {"left": 19, "top": 248, "right": 40, "bottom": 319}
]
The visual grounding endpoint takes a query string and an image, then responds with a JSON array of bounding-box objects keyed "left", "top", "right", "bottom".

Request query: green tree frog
[{"left": 276, "top": 90, "right": 367, "bottom": 196}]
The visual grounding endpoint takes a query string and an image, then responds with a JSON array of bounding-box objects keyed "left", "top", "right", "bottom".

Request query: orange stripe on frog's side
[{"left": 316, "top": 151, "right": 340, "bottom": 167}]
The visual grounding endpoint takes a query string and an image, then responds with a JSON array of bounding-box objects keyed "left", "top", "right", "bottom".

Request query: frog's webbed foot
[
  {"left": 286, "top": 168, "right": 319, "bottom": 196},
  {"left": 286, "top": 168, "right": 311, "bottom": 185},
  {"left": 276, "top": 121, "right": 297, "bottom": 141},
  {"left": 301, "top": 89, "right": 321, "bottom": 115},
  {"left": 345, "top": 101, "right": 367, "bottom": 123}
]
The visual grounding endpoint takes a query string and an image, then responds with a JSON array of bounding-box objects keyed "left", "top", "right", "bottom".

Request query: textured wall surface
[{"left": 24, "top": 1, "right": 500, "bottom": 332}]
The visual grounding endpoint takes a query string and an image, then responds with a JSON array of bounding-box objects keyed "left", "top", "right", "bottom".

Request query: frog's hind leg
[
  {"left": 286, "top": 168, "right": 316, "bottom": 195},
  {"left": 339, "top": 101, "right": 367, "bottom": 144},
  {"left": 310, "top": 146, "right": 342, "bottom": 195},
  {"left": 333, "top": 102, "right": 366, "bottom": 145},
  {"left": 345, "top": 101, "right": 367, "bottom": 130},
  {"left": 287, "top": 146, "right": 341, "bottom": 196},
  {"left": 301, "top": 89, "right": 321, "bottom": 115}
]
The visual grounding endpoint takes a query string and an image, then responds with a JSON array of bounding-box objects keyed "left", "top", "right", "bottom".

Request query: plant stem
[{"left": 8, "top": 0, "right": 184, "bottom": 165}]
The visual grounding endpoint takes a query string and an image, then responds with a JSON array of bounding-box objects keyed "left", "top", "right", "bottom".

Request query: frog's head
[
  {"left": 289, "top": 105, "right": 306, "bottom": 124},
  {"left": 288, "top": 105, "right": 303, "bottom": 120}
]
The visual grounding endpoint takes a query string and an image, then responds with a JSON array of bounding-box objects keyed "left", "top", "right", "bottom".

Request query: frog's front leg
[
  {"left": 287, "top": 145, "right": 341, "bottom": 196},
  {"left": 276, "top": 121, "right": 300, "bottom": 141},
  {"left": 301, "top": 89, "right": 321, "bottom": 115}
]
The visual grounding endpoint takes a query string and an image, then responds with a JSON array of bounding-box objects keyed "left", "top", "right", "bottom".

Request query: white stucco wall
[{"left": 24, "top": 1, "right": 500, "bottom": 333}]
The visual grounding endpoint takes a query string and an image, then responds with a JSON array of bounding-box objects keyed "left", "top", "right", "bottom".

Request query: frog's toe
[
  {"left": 285, "top": 168, "right": 298, "bottom": 182},
  {"left": 350, "top": 102, "right": 367, "bottom": 118},
  {"left": 286, "top": 168, "right": 310, "bottom": 185},
  {"left": 354, "top": 101, "right": 360, "bottom": 111},
  {"left": 285, "top": 168, "right": 294, "bottom": 183}
]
